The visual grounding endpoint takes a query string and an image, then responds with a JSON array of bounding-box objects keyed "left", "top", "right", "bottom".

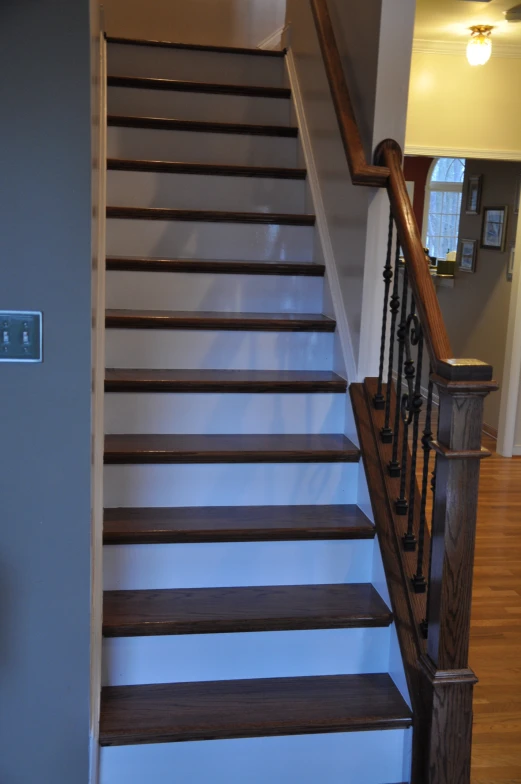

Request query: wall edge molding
[
  {"left": 257, "top": 24, "right": 286, "bottom": 51},
  {"left": 405, "top": 144, "right": 521, "bottom": 162},
  {"left": 285, "top": 47, "right": 357, "bottom": 383},
  {"left": 413, "top": 37, "right": 521, "bottom": 59}
]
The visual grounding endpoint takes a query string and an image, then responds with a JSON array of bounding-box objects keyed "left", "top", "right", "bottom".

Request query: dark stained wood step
[
  {"left": 103, "top": 504, "right": 375, "bottom": 545},
  {"left": 103, "top": 434, "right": 360, "bottom": 465},
  {"left": 107, "top": 115, "right": 299, "bottom": 138},
  {"left": 107, "top": 158, "right": 307, "bottom": 180},
  {"left": 106, "top": 206, "right": 315, "bottom": 226},
  {"left": 106, "top": 36, "right": 286, "bottom": 58},
  {"left": 107, "top": 75, "right": 291, "bottom": 100},
  {"left": 106, "top": 257, "right": 324, "bottom": 276},
  {"left": 99, "top": 673, "right": 413, "bottom": 746},
  {"left": 104, "top": 369, "right": 346, "bottom": 393},
  {"left": 105, "top": 310, "right": 335, "bottom": 332},
  {"left": 103, "top": 583, "right": 392, "bottom": 637}
]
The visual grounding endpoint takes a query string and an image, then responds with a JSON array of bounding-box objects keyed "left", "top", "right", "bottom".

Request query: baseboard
[
  {"left": 285, "top": 47, "right": 357, "bottom": 383},
  {"left": 257, "top": 25, "right": 286, "bottom": 51},
  {"left": 482, "top": 423, "right": 498, "bottom": 440}
]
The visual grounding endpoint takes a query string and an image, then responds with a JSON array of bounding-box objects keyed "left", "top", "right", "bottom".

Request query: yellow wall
[{"left": 406, "top": 51, "right": 521, "bottom": 159}]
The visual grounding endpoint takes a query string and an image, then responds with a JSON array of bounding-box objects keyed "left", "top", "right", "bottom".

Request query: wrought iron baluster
[
  {"left": 388, "top": 265, "right": 409, "bottom": 477},
  {"left": 373, "top": 210, "right": 395, "bottom": 410},
  {"left": 395, "top": 295, "right": 419, "bottom": 517},
  {"left": 421, "top": 429, "right": 438, "bottom": 639},
  {"left": 402, "top": 304, "right": 423, "bottom": 551},
  {"left": 380, "top": 239, "right": 401, "bottom": 443},
  {"left": 412, "top": 376, "right": 433, "bottom": 592}
]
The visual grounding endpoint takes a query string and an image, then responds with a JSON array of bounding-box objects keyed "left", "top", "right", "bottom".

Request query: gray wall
[
  {"left": 285, "top": 0, "right": 382, "bottom": 370},
  {"left": 0, "top": 2, "right": 93, "bottom": 781},
  {"left": 437, "top": 159, "right": 521, "bottom": 431}
]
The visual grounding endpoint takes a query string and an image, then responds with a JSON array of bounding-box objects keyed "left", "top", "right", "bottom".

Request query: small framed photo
[
  {"left": 515, "top": 175, "right": 521, "bottom": 216},
  {"left": 481, "top": 206, "right": 508, "bottom": 251},
  {"left": 507, "top": 243, "right": 516, "bottom": 282},
  {"left": 466, "top": 175, "right": 482, "bottom": 215},
  {"left": 458, "top": 238, "right": 478, "bottom": 273}
]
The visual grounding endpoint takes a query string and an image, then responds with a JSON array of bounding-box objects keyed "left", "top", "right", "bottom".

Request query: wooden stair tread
[
  {"left": 103, "top": 434, "right": 360, "bottom": 464},
  {"left": 104, "top": 369, "right": 346, "bottom": 393},
  {"left": 106, "top": 36, "right": 286, "bottom": 58},
  {"left": 105, "top": 310, "right": 336, "bottom": 332},
  {"left": 103, "top": 583, "right": 392, "bottom": 637},
  {"left": 106, "top": 257, "right": 325, "bottom": 276},
  {"left": 107, "top": 159, "right": 307, "bottom": 180},
  {"left": 99, "top": 673, "right": 412, "bottom": 746},
  {"left": 103, "top": 504, "right": 375, "bottom": 544},
  {"left": 107, "top": 115, "right": 299, "bottom": 138},
  {"left": 106, "top": 206, "right": 316, "bottom": 226},
  {"left": 107, "top": 75, "right": 291, "bottom": 100}
]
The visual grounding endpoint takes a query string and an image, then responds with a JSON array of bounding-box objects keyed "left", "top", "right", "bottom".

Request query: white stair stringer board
[
  {"left": 104, "top": 392, "right": 345, "bottom": 435},
  {"left": 102, "top": 627, "right": 390, "bottom": 686},
  {"left": 107, "top": 43, "right": 285, "bottom": 87},
  {"left": 103, "top": 462, "right": 359, "bottom": 508},
  {"left": 107, "top": 171, "right": 306, "bottom": 214},
  {"left": 100, "top": 728, "right": 412, "bottom": 784},
  {"left": 107, "top": 127, "right": 299, "bottom": 168},
  {"left": 105, "top": 330, "right": 334, "bottom": 371},
  {"left": 103, "top": 538, "right": 373, "bottom": 591},
  {"left": 285, "top": 48, "right": 357, "bottom": 384},
  {"left": 106, "top": 219, "right": 314, "bottom": 261},
  {"left": 105, "top": 271, "right": 322, "bottom": 313},
  {"left": 108, "top": 87, "right": 291, "bottom": 126}
]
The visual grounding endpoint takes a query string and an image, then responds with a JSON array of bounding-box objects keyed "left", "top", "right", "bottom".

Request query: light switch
[{"left": 0, "top": 311, "right": 42, "bottom": 362}]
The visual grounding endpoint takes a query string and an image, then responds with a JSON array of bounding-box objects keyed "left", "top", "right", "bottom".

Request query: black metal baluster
[
  {"left": 380, "top": 239, "right": 401, "bottom": 443},
  {"left": 373, "top": 210, "right": 395, "bottom": 410},
  {"left": 388, "top": 266, "right": 409, "bottom": 477},
  {"left": 412, "top": 378, "right": 433, "bottom": 592},
  {"left": 394, "top": 293, "right": 417, "bottom": 516},
  {"left": 402, "top": 306, "right": 423, "bottom": 551},
  {"left": 421, "top": 412, "right": 438, "bottom": 639}
]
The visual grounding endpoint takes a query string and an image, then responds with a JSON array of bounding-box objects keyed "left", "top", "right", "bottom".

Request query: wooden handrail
[
  {"left": 310, "top": 0, "right": 493, "bottom": 384},
  {"left": 310, "top": 0, "right": 389, "bottom": 187}
]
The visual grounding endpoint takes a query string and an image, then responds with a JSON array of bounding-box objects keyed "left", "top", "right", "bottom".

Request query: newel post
[{"left": 420, "top": 361, "right": 498, "bottom": 784}]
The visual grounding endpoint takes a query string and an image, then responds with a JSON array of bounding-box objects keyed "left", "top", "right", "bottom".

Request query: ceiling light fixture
[{"left": 466, "top": 25, "right": 494, "bottom": 65}]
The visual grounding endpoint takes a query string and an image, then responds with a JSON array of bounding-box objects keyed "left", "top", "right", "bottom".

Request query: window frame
[{"left": 422, "top": 157, "right": 465, "bottom": 259}]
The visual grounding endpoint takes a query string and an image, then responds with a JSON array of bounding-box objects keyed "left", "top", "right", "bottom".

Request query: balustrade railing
[{"left": 309, "top": 2, "right": 498, "bottom": 782}]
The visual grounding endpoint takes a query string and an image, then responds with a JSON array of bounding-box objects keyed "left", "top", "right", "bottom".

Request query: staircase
[{"left": 98, "top": 36, "right": 412, "bottom": 784}]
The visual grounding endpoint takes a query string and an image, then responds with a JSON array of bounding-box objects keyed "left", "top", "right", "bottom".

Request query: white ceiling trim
[
  {"left": 405, "top": 143, "right": 521, "bottom": 161},
  {"left": 413, "top": 37, "right": 521, "bottom": 58}
]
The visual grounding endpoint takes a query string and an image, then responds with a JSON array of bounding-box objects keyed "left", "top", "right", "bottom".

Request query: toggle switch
[{"left": 0, "top": 312, "right": 42, "bottom": 362}]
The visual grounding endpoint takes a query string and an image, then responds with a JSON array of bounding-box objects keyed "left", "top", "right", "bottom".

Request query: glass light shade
[{"left": 466, "top": 33, "right": 492, "bottom": 66}]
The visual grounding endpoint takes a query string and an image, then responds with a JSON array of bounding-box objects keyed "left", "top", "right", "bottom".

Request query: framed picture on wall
[
  {"left": 458, "top": 238, "right": 478, "bottom": 273},
  {"left": 481, "top": 206, "right": 508, "bottom": 251},
  {"left": 465, "top": 175, "right": 482, "bottom": 215},
  {"left": 507, "top": 243, "right": 516, "bottom": 282}
]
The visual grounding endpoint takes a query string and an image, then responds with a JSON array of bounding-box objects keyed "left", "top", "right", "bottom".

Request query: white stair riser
[
  {"left": 108, "top": 43, "right": 285, "bottom": 86},
  {"left": 105, "top": 330, "right": 334, "bottom": 371},
  {"left": 100, "top": 729, "right": 412, "bottom": 784},
  {"left": 105, "top": 271, "right": 322, "bottom": 313},
  {"left": 106, "top": 219, "right": 314, "bottom": 261},
  {"left": 104, "top": 393, "right": 344, "bottom": 435},
  {"left": 107, "top": 127, "right": 298, "bottom": 168},
  {"left": 104, "top": 462, "right": 359, "bottom": 508},
  {"left": 108, "top": 86, "right": 291, "bottom": 126},
  {"left": 103, "top": 538, "right": 373, "bottom": 590},
  {"left": 102, "top": 627, "right": 390, "bottom": 686},
  {"left": 107, "top": 170, "right": 306, "bottom": 213}
]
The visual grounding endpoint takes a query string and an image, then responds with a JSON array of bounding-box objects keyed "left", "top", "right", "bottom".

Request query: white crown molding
[
  {"left": 405, "top": 144, "right": 521, "bottom": 161},
  {"left": 413, "top": 37, "right": 521, "bottom": 59}
]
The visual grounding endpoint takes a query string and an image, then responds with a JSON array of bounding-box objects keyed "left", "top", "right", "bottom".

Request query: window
[{"left": 424, "top": 158, "right": 465, "bottom": 260}]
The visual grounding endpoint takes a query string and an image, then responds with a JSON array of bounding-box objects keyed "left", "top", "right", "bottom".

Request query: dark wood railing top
[{"left": 310, "top": 0, "right": 495, "bottom": 385}]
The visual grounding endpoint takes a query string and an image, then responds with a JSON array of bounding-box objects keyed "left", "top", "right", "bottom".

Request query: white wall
[
  {"left": 104, "top": 0, "right": 287, "bottom": 49},
  {"left": 406, "top": 50, "right": 521, "bottom": 160}
]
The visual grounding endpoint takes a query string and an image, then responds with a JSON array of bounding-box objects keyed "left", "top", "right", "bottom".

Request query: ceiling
[{"left": 414, "top": 0, "right": 521, "bottom": 45}]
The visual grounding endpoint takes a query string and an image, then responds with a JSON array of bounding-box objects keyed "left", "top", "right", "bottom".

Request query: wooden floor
[{"left": 470, "top": 435, "right": 521, "bottom": 784}]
